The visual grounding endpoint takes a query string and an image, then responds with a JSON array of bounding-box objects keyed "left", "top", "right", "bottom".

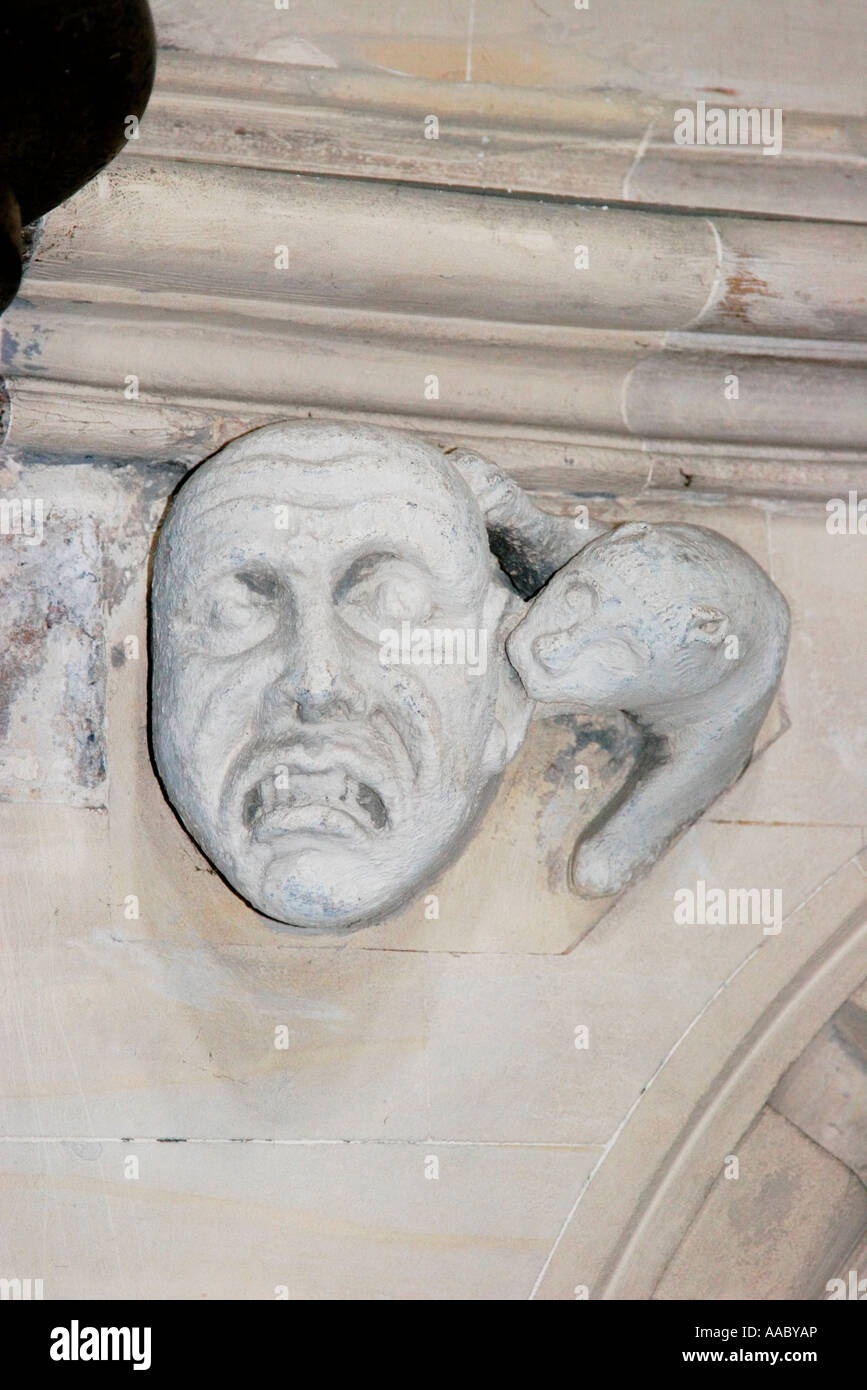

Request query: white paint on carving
[
  {"left": 621, "top": 120, "right": 655, "bottom": 201},
  {"left": 465, "top": 0, "right": 476, "bottom": 83},
  {"left": 254, "top": 38, "right": 339, "bottom": 68}
]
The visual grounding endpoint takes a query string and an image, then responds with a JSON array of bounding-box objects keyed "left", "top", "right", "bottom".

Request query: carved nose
[
  {"left": 275, "top": 660, "right": 365, "bottom": 722},
  {"left": 270, "top": 612, "right": 367, "bottom": 723},
  {"left": 299, "top": 680, "right": 364, "bottom": 722}
]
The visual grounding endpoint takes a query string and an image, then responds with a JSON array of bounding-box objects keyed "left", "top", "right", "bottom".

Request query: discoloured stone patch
[
  {"left": 718, "top": 263, "right": 780, "bottom": 325},
  {"left": 0, "top": 510, "right": 105, "bottom": 804}
]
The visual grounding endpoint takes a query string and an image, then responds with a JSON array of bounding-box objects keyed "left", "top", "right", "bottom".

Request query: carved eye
[
  {"left": 236, "top": 570, "right": 278, "bottom": 600},
  {"left": 560, "top": 579, "right": 598, "bottom": 617},
  {"left": 689, "top": 607, "right": 729, "bottom": 644},
  {"left": 185, "top": 569, "right": 280, "bottom": 656},
  {"left": 337, "top": 553, "right": 434, "bottom": 637}
]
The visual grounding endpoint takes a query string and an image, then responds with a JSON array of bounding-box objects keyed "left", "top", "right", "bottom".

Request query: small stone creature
[{"left": 506, "top": 521, "right": 790, "bottom": 898}]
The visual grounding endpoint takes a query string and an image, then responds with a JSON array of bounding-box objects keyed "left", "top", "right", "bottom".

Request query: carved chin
[
  {"left": 209, "top": 777, "right": 488, "bottom": 929},
  {"left": 251, "top": 843, "right": 412, "bottom": 930}
]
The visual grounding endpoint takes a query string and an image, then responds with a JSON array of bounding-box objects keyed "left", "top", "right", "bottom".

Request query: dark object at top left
[{"left": 0, "top": 0, "right": 157, "bottom": 313}]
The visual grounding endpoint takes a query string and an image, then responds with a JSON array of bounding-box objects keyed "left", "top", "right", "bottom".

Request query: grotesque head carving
[{"left": 150, "top": 421, "right": 531, "bottom": 930}]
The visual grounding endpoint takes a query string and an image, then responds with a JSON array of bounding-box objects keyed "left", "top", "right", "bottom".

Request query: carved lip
[
  {"left": 224, "top": 723, "right": 410, "bottom": 840},
  {"left": 241, "top": 763, "right": 389, "bottom": 840},
  {"left": 251, "top": 801, "right": 367, "bottom": 842}
]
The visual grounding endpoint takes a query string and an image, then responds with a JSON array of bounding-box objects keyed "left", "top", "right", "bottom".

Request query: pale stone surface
[
  {"left": 0, "top": 460, "right": 175, "bottom": 812},
  {"left": 103, "top": 490, "right": 636, "bottom": 955},
  {"left": 713, "top": 512, "right": 867, "bottom": 827},
  {"left": 0, "top": 941, "right": 431, "bottom": 1140},
  {"left": 0, "top": 508, "right": 105, "bottom": 806},
  {"left": 145, "top": 428, "right": 792, "bottom": 932},
  {"left": 507, "top": 521, "right": 789, "bottom": 898},
  {"left": 2, "top": 467, "right": 865, "bottom": 1298},
  {"left": 0, "top": 1140, "right": 598, "bottom": 1300},
  {"left": 424, "top": 824, "right": 862, "bottom": 1147},
  {"left": 149, "top": 422, "right": 532, "bottom": 932},
  {"left": 5, "top": 160, "right": 863, "bottom": 486},
  {"left": 133, "top": 55, "right": 867, "bottom": 222},
  {"left": 147, "top": 1, "right": 867, "bottom": 115},
  {"left": 0, "top": 801, "right": 110, "bottom": 946},
  {"left": 531, "top": 852, "right": 867, "bottom": 1298},
  {"left": 654, "top": 1108, "right": 867, "bottom": 1301},
  {"left": 4, "top": 826, "right": 858, "bottom": 1146},
  {"left": 6, "top": 150, "right": 863, "bottom": 494}
]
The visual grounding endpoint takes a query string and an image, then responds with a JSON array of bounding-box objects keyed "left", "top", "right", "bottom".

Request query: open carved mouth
[{"left": 241, "top": 767, "right": 389, "bottom": 841}]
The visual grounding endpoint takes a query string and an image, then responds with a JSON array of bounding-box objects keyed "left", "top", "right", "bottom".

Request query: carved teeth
[
  {"left": 242, "top": 768, "right": 387, "bottom": 832},
  {"left": 356, "top": 782, "right": 387, "bottom": 829},
  {"left": 260, "top": 775, "right": 277, "bottom": 812},
  {"left": 242, "top": 781, "right": 262, "bottom": 829}
]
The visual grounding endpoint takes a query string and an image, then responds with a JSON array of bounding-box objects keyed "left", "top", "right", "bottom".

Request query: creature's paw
[
  {"left": 449, "top": 449, "right": 521, "bottom": 520},
  {"left": 570, "top": 834, "right": 639, "bottom": 899}
]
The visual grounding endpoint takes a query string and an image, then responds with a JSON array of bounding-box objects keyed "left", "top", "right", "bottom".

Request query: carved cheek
[{"left": 159, "top": 631, "right": 281, "bottom": 801}]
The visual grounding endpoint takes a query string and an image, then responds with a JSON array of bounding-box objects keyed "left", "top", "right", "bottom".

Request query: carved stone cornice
[
  {"left": 1, "top": 53, "right": 864, "bottom": 499},
  {"left": 139, "top": 53, "right": 867, "bottom": 222}
]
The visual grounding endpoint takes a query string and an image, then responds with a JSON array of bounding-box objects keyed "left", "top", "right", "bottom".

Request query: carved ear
[{"left": 688, "top": 606, "right": 730, "bottom": 645}]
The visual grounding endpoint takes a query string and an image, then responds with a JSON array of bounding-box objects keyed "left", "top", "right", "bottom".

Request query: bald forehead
[
  {"left": 178, "top": 446, "right": 474, "bottom": 515},
  {"left": 160, "top": 424, "right": 493, "bottom": 597},
  {"left": 174, "top": 421, "right": 479, "bottom": 519}
]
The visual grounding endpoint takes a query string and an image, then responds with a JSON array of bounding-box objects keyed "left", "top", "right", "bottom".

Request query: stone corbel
[{"left": 150, "top": 421, "right": 789, "bottom": 930}]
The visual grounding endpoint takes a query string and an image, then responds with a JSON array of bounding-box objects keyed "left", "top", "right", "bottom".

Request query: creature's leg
[
  {"left": 570, "top": 736, "right": 752, "bottom": 898},
  {"left": 449, "top": 448, "right": 609, "bottom": 596}
]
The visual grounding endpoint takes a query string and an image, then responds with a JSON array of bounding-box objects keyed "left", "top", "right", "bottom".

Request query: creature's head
[{"left": 507, "top": 521, "right": 772, "bottom": 709}]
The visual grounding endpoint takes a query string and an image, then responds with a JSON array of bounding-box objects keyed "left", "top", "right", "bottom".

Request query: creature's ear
[
  {"left": 608, "top": 520, "right": 651, "bottom": 543},
  {"left": 687, "top": 605, "right": 730, "bottom": 645},
  {"left": 479, "top": 583, "right": 533, "bottom": 776}
]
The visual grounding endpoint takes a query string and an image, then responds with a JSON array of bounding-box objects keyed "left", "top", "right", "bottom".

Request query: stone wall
[{"left": 1, "top": 0, "right": 865, "bottom": 1300}]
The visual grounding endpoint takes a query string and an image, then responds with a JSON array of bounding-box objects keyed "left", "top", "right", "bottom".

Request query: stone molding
[{"left": 1, "top": 54, "right": 864, "bottom": 500}]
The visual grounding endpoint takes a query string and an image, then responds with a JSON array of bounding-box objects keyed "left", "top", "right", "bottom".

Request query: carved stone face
[
  {"left": 507, "top": 522, "right": 754, "bottom": 708},
  {"left": 150, "top": 422, "right": 530, "bottom": 930}
]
